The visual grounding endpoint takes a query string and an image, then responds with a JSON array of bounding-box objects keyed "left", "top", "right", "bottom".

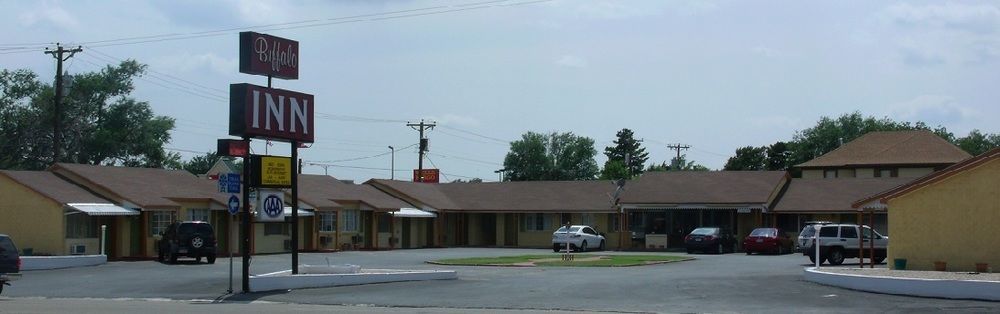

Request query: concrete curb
[
  {"left": 804, "top": 267, "right": 1000, "bottom": 301},
  {"left": 21, "top": 255, "right": 107, "bottom": 270},
  {"left": 249, "top": 269, "right": 457, "bottom": 292}
]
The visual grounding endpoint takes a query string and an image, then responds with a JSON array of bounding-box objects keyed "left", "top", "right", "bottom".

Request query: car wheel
[
  {"left": 169, "top": 252, "right": 178, "bottom": 264},
  {"left": 580, "top": 240, "right": 588, "bottom": 252},
  {"left": 745, "top": 249, "right": 752, "bottom": 255},
  {"left": 808, "top": 253, "right": 819, "bottom": 265},
  {"left": 195, "top": 256, "right": 202, "bottom": 263},
  {"left": 599, "top": 240, "right": 605, "bottom": 251},
  {"left": 874, "top": 256, "right": 886, "bottom": 264},
  {"left": 207, "top": 255, "right": 216, "bottom": 264},
  {"left": 553, "top": 244, "right": 561, "bottom": 253},
  {"left": 716, "top": 244, "right": 724, "bottom": 254},
  {"left": 827, "top": 248, "right": 845, "bottom": 265},
  {"left": 1, "top": 282, "right": 4, "bottom": 295}
]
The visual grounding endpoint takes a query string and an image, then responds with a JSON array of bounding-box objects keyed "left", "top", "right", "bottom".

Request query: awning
[
  {"left": 390, "top": 208, "right": 437, "bottom": 218},
  {"left": 282, "top": 206, "right": 314, "bottom": 217},
  {"left": 66, "top": 203, "right": 139, "bottom": 216}
]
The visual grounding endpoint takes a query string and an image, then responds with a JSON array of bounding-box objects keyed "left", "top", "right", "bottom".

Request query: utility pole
[
  {"left": 388, "top": 146, "right": 395, "bottom": 180},
  {"left": 407, "top": 120, "right": 436, "bottom": 182},
  {"left": 666, "top": 144, "right": 690, "bottom": 170},
  {"left": 44, "top": 43, "right": 82, "bottom": 164}
]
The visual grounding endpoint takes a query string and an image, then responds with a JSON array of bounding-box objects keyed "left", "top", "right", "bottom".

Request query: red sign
[
  {"left": 217, "top": 139, "right": 249, "bottom": 157},
  {"left": 239, "top": 32, "right": 299, "bottom": 79},
  {"left": 413, "top": 169, "right": 440, "bottom": 183},
  {"left": 229, "top": 83, "right": 314, "bottom": 143}
]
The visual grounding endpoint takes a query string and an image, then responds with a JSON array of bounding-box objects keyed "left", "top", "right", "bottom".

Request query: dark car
[
  {"left": 157, "top": 221, "right": 217, "bottom": 264},
  {"left": 684, "top": 227, "right": 736, "bottom": 254},
  {"left": 743, "top": 227, "right": 794, "bottom": 255},
  {"left": 0, "top": 234, "right": 22, "bottom": 295}
]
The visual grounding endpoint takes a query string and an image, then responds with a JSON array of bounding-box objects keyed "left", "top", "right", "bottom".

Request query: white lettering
[
  {"left": 253, "top": 35, "right": 298, "bottom": 75},
  {"left": 252, "top": 90, "right": 261, "bottom": 128},
  {"left": 265, "top": 94, "right": 285, "bottom": 131},
  {"left": 289, "top": 97, "right": 308, "bottom": 134}
]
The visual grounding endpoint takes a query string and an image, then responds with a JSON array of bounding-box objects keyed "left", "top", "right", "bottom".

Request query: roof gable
[
  {"left": 796, "top": 130, "right": 971, "bottom": 168},
  {"left": 299, "top": 175, "right": 408, "bottom": 210},
  {"left": 0, "top": 170, "right": 110, "bottom": 205},
  {"left": 772, "top": 177, "right": 914, "bottom": 213},
  {"left": 620, "top": 171, "right": 787, "bottom": 205},
  {"left": 368, "top": 179, "right": 617, "bottom": 212},
  {"left": 853, "top": 147, "right": 1000, "bottom": 208},
  {"left": 50, "top": 163, "right": 227, "bottom": 208}
]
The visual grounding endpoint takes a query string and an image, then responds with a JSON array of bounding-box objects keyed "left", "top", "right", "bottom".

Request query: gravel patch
[{"left": 819, "top": 267, "right": 1000, "bottom": 282}]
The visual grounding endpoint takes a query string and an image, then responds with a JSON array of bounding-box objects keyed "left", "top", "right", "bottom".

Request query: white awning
[
  {"left": 66, "top": 203, "right": 139, "bottom": 216},
  {"left": 283, "top": 206, "right": 314, "bottom": 217},
  {"left": 390, "top": 208, "right": 437, "bottom": 218}
]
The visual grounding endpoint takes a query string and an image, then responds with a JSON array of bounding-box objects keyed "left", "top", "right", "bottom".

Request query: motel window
[
  {"left": 319, "top": 212, "right": 336, "bottom": 232},
  {"left": 875, "top": 168, "right": 897, "bottom": 178},
  {"left": 823, "top": 169, "right": 837, "bottom": 178},
  {"left": 608, "top": 214, "right": 621, "bottom": 232},
  {"left": 187, "top": 208, "right": 210, "bottom": 222},
  {"left": 150, "top": 211, "right": 176, "bottom": 236},
  {"left": 378, "top": 213, "right": 391, "bottom": 232},
  {"left": 264, "top": 223, "right": 289, "bottom": 236},
  {"left": 66, "top": 213, "right": 98, "bottom": 238},
  {"left": 343, "top": 210, "right": 359, "bottom": 232},
  {"left": 581, "top": 214, "right": 595, "bottom": 226},
  {"left": 522, "top": 213, "right": 552, "bottom": 232}
]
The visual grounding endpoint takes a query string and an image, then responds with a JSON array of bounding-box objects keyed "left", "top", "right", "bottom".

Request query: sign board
[
  {"left": 413, "top": 169, "right": 440, "bottom": 183},
  {"left": 218, "top": 173, "right": 241, "bottom": 193},
  {"left": 228, "top": 195, "right": 240, "bottom": 215},
  {"left": 229, "top": 83, "right": 315, "bottom": 143},
  {"left": 257, "top": 189, "right": 285, "bottom": 222},
  {"left": 239, "top": 32, "right": 299, "bottom": 79},
  {"left": 249, "top": 155, "right": 293, "bottom": 188},
  {"left": 737, "top": 208, "right": 752, "bottom": 214},
  {"left": 218, "top": 139, "right": 249, "bottom": 157}
]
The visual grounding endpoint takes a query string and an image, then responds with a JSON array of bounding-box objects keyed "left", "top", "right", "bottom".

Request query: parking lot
[{"left": 4, "top": 248, "right": 1000, "bottom": 312}]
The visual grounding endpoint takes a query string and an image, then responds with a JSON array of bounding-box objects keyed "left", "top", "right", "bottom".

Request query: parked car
[
  {"left": 684, "top": 227, "right": 736, "bottom": 254},
  {"left": 801, "top": 224, "right": 888, "bottom": 265},
  {"left": 0, "top": 234, "right": 22, "bottom": 295},
  {"left": 796, "top": 221, "right": 833, "bottom": 252},
  {"left": 743, "top": 227, "right": 794, "bottom": 255},
  {"left": 552, "top": 225, "right": 606, "bottom": 252},
  {"left": 157, "top": 221, "right": 217, "bottom": 264}
]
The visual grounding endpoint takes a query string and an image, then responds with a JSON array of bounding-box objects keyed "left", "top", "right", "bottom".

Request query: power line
[
  {"left": 427, "top": 152, "right": 501, "bottom": 166},
  {"left": 438, "top": 125, "right": 510, "bottom": 144}
]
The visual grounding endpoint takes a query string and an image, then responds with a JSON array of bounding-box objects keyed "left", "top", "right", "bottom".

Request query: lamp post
[{"left": 388, "top": 145, "right": 395, "bottom": 180}]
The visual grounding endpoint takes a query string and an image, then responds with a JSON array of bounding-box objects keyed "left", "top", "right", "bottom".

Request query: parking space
[{"left": 4, "top": 249, "right": 999, "bottom": 312}]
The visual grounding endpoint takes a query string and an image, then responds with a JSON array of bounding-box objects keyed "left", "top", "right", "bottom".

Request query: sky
[{"left": 2, "top": 0, "right": 999, "bottom": 183}]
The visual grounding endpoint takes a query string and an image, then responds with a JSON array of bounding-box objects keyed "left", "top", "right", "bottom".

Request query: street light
[{"left": 388, "top": 146, "right": 395, "bottom": 180}]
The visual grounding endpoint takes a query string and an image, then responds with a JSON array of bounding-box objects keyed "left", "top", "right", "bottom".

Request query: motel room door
[{"left": 504, "top": 214, "right": 517, "bottom": 246}]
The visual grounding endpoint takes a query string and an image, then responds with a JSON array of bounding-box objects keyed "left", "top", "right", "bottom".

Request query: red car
[{"left": 743, "top": 228, "right": 794, "bottom": 255}]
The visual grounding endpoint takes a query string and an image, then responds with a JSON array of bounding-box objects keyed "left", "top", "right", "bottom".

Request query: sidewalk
[{"left": 805, "top": 267, "right": 1000, "bottom": 301}]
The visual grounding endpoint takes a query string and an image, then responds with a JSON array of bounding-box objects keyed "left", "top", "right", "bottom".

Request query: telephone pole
[
  {"left": 666, "top": 143, "right": 690, "bottom": 170},
  {"left": 44, "top": 43, "right": 83, "bottom": 164},
  {"left": 407, "top": 120, "right": 436, "bottom": 182}
]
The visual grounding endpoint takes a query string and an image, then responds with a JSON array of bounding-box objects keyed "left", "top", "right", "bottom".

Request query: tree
[
  {"left": 765, "top": 141, "right": 790, "bottom": 171},
  {"left": 181, "top": 151, "right": 221, "bottom": 175},
  {"left": 788, "top": 112, "right": 928, "bottom": 167},
  {"left": 502, "top": 131, "right": 599, "bottom": 181},
  {"left": 955, "top": 129, "right": 1000, "bottom": 156},
  {"left": 599, "top": 159, "right": 629, "bottom": 180},
  {"left": 670, "top": 154, "right": 709, "bottom": 171},
  {"left": 646, "top": 161, "right": 670, "bottom": 172},
  {"left": 723, "top": 146, "right": 767, "bottom": 170},
  {"left": 603, "top": 128, "right": 649, "bottom": 178},
  {"left": 0, "top": 61, "right": 179, "bottom": 170}
]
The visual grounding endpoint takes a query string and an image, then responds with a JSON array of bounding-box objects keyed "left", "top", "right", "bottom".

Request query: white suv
[
  {"left": 801, "top": 224, "right": 888, "bottom": 265},
  {"left": 552, "top": 225, "right": 606, "bottom": 252}
]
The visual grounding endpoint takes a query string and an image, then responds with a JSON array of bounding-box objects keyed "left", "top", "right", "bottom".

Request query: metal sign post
[{"left": 227, "top": 193, "right": 239, "bottom": 294}]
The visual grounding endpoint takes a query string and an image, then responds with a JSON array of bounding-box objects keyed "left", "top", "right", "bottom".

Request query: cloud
[
  {"left": 887, "top": 95, "right": 977, "bottom": 125},
  {"left": 555, "top": 55, "right": 588, "bottom": 68},
  {"left": 18, "top": 5, "right": 79, "bottom": 30},
  {"left": 751, "top": 45, "right": 780, "bottom": 58},
  {"left": 425, "top": 114, "right": 481, "bottom": 127},
  {"left": 747, "top": 115, "right": 804, "bottom": 130},
  {"left": 884, "top": 3, "right": 1000, "bottom": 34},
  {"left": 152, "top": 52, "right": 238, "bottom": 76}
]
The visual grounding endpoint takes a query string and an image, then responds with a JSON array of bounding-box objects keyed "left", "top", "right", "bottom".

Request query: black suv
[
  {"left": 0, "top": 234, "right": 22, "bottom": 294},
  {"left": 157, "top": 221, "right": 217, "bottom": 264}
]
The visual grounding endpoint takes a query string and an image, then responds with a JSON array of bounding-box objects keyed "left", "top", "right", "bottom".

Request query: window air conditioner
[{"left": 71, "top": 244, "right": 87, "bottom": 255}]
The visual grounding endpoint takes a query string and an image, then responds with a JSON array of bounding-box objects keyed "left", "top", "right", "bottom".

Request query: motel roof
[
  {"left": 368, "top": 179, "right": 618, "bottom": 212},
  {"left": 50, "top": 163, "right": 228, "bottom": 209},
  {"left": 796, "top": 130, "right": 971, "bottom": 169},
  {"left": 771, "top": 177, "right": 915, "bottom": 213},
  {"left": 852, "top": 147, "right": 1000, "bottom": 209},
  {"left": 0, "top": 170, "right": 110, "bottom": 205},
  {"left": 619, "top": 171, "right": 788, "bottom": 206},
  {"left": 298, "top": 174, "right": 410, "bottom": 210}
]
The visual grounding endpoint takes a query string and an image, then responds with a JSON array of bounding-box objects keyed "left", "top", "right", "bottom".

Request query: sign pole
[
  {"left": 241, "top": 142, "right": 251, "bottom": 293},
  {"left": 291, "top": 140, "right": 299, "bottom": 274}
]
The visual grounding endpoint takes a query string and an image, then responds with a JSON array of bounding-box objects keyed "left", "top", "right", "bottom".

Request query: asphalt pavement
[{"left": 3, "top": 248, "right": 999, "bottom": 313}]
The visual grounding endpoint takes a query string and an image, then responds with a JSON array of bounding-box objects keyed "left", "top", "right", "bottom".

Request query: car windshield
[
  {"left": 690, "top": 228, "right": 717, "bottom": 235},
  {"left": 750, "top": 228, "right": 775, "bottom": 237},
  {"left": 179, "top": 223, "right": 213, "bottom": 234},
  {"left": 556, "top": 226, "right": 581, "bottom": 233},
  {"left": 0, "top": 237, "right": 16, "bottom": 252},
  {"left": 800, "top": 226, "right": 816, "bottom": 237}
]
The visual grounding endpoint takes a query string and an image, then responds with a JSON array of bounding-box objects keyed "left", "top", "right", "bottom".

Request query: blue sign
[
  {"left": 262, "top": 195, "right": 283, "bottom": 219},
  {"left": 226, "top": 173, "right": 241, "bottom": 193},
  {"left": 228, "top": 195, "right": 240, "bottom": 215}
]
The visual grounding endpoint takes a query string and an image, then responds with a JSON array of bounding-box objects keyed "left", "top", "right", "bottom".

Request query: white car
[{"left": 552, "top": 225, "right": 606, "bottom": 252}]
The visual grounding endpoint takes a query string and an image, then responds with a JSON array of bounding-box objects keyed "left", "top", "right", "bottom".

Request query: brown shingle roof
[
  {"left": 299, "top": 175, "right": 408, "bottom": 210},
  {"left": 50, "top": 163, "right": 227, "bottom": 208},
  {"left": 771, "top": 178, "right": 915, "bottom": 213},
  {"left": 620, "top": 171, "right": 787, "bottom": 205},
  {"left": 368, "top": 179, "right": 617, "bottom": 212},
  {"left": 796, "top": 130, "right": 971, "bottom": 168},
  {"left": 852, "top": 147, "right": 1000, "bottom": 208},
  {"left": 0, "top": 170, "right": 110, "bottom": 204}
]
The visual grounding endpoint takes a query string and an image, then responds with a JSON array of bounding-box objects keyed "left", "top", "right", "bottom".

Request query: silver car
[{"left": 552, "top": 225, "right": 606, "bottom": 252}]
